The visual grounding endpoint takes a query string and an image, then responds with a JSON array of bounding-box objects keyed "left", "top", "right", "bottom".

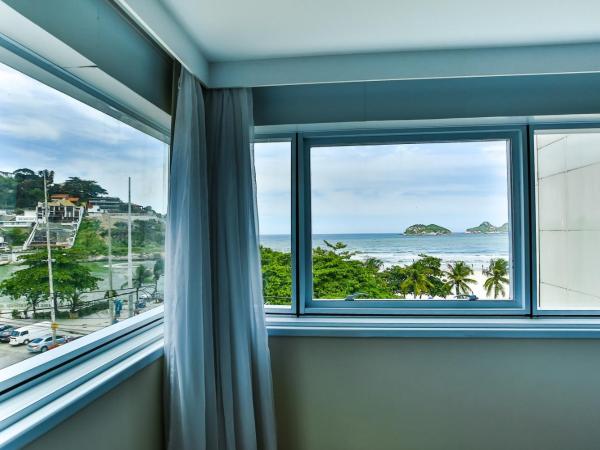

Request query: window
[
  {"left": 310, "top": 140, "right": 511, "bottom": 301},
  {"left": 535, "top": 128, "right": 600, "bottom": 311},
  {"left": 0, "top": 61, "right": 168, "bottom": 370},
  {"left": 255, "top": 139, "right": 293, "bottom": 310},
  {"left": 257, "top": 128, "right": 528, "bottom": 315}
]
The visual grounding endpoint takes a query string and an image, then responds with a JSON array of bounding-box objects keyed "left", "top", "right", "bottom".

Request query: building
[
  {"left": 36, "top": 199, "right": 83, "bottom": 223},
  {"left": 50, "top": 193, "right": 80, "bottom": 204},
  {"left": 88, "top": 196, "right": 123, "bottom": 213}
]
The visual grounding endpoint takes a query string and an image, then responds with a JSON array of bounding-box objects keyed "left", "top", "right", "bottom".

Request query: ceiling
[{"left": 160, "top": 0, "right": 600, "bottom": 62}]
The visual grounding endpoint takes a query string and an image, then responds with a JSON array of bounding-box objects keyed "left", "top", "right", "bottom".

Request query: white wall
[
  {"left": 24, "top": 359, "right": 164, "bottom": 450},
  {"left": 269, "top": 336, "right": 600, "bottom": 450},
  {"left": 537, "top": 132, "right": 600, "bottom": 309},
  {"left": 24, "top": 336, "right": 600, "bottom": 450}
]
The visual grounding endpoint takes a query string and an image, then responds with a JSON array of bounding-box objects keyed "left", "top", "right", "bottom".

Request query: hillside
[
  {"left": 466, "top": 221, "right": 509, "bottom": 233},
  {"left": 404, "top": 224, "right": 451, "bottom": 235}
]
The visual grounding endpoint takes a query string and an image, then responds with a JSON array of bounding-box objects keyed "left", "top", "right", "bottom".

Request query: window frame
[
  {"left": 530, "top": 122, "right": 600, "bottom": 316},
  {"left": 0, "top": 39, "right": 170, "bottom": 395},
  {"left": 254, "top": 134, "right": 298, "bottom": 315},
  {"left": 259, "top": 126, "right": 531, "bottom": 316}
]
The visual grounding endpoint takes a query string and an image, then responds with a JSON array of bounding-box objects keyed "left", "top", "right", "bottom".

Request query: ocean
[{"left": 259, "top": 233, "right": 510, "bottom": 270}]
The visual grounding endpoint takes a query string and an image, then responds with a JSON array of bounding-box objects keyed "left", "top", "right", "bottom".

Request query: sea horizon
[{"left": 259, "top": 232, "right": 510, "bottom": 269}]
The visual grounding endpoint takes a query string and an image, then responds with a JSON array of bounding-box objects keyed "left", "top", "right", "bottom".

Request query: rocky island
[
  {"left": 466, "top": 221, "right": 509, "bottom": 233},
  {"left": 404, "top": 224, "right": 452, "bottom": 235}
]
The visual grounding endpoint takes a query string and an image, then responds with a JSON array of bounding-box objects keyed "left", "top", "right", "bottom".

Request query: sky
[
  {"left": 255, "top": 140, "right": 509, "bottom": 235},
  {"left": 0, "top": 61, "right": 508, "bottom": 230},
  {"left": 0, "top": 63, "right": 168, "bottom": 214}
]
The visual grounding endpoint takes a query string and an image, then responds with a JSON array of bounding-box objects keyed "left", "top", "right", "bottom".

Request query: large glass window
[
  {"left": 535, "top": 129, "right": 600, "bottom": 310},
  {"left": 0, "top": 62, "right": 167, "bottom": 370},
  {"left": 255, "top": 140, "right": 293, "bottom": 308},
  {"left": 309, "top": 139, "right": 512, "bottom": 303}
]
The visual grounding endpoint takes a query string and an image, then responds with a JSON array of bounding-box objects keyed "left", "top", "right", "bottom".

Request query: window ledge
[
  {"left": 266, "top": 315, "right": 600, "bottom": 338},
  {"left": 0, "top": 323, "right": 163, "bottom": 450}
]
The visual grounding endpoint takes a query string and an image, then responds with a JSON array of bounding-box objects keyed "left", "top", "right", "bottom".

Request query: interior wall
[
  {"left": 269, "top": 336, "right": 600, "bottom": 450},
  {"left": 24, "top": 336, "right": 600, "bottom": 450},
  {"left": 24, "top": 359, "right": 164, "bottom": 450}
]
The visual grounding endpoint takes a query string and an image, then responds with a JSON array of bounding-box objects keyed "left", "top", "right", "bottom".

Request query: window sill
[
  {"left": 266, "top": 315, "right": 600, "bottom": 338},
  {"left": 0, "top": 316, "right": 163, "bottom": 450}
]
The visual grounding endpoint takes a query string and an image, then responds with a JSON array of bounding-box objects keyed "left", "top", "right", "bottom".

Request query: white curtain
[{"left": 164, "top": 69, "right": 277, "bottom": 450}]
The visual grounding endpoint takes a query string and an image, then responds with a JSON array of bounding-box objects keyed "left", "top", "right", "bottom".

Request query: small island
[
  {"left": 404, "top": 224, "right": 451, "bottom": 235},
  {"left": 466, "top": 221, "right": 509, "bottom": 234}
]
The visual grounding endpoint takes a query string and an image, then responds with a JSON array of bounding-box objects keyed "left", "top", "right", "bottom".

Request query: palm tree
[
  {"left": 445, "top": 261, "right": 476, "bottom": 297},
  {"left": 401, "top": 266, "right": 433, "bottom": 299},
  {"left": 127, "top": 264, "right": 153, "bottom": 306},
  {"left": 152, "top": 257, "right": 164, "bottom": 296},
  {"left": 483, "top": 258, "right": 509, "bottom": 299}
]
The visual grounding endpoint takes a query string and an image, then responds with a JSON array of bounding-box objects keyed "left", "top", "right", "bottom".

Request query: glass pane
[
  {"left": 536, "top": 129, "right": 600, "bottom": 309},
  {"left": 310, "top": 140, "right": 511, "bottom": 301},
  {"left": 0, "top": 62, "right": 167, "bottom": 369},
  {"left": 255, "top": 141, "right": 292, "bottom": 307}
]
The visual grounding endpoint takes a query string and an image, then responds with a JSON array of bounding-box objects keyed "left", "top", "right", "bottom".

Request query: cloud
[
  {"left": 0, "top": 63, "right": 168, "bottom": 214},
  {"left": 255, "top": 140, "right": 510, "bottom": 234}
]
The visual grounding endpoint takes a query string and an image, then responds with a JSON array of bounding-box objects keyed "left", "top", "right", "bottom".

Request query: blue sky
[
  {"left": 255, "top": 140, "right": 509, "bottom": 234},
  {"left": 0, "top": 63, "right": 168, "bottom": 214}
]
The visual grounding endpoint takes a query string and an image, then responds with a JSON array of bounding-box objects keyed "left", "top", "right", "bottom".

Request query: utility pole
[
  {"left": 107, "top": 212, "right": 114, "bottom": 324},
  {"left": 43, "top": 173, "right": 57, "bottom": 345},
  {"left": 127, "top": 177, "right": 133, "bottom": 317}
]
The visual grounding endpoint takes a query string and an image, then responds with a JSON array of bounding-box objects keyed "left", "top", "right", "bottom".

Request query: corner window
[{"left": 0, "top": 61, "right": 168, "bottom": 370}]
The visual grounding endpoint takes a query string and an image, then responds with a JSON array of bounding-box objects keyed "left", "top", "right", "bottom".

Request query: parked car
[
  {"left": 0, "top": 325, "right": 14, "bottom": 342},
  {"left": 9, "top": 322, "right": 52, "bottom": 346},
  {"left": 26, "top": 334, "right": 66, "bottom": 353}
]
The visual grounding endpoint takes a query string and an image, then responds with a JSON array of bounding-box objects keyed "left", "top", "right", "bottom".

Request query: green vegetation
[
  {"left": 260, "top": 242, "right": 509, "bottom": 304},
  {"left": 1, "top": 227, "right": 30, "bottom": 247},
  {"left": 404, "top": 224, "right": 451, "bottom": 235},
  {"left": 73, "top": 218, "right": 108, "bottom": 255},
  {"left": 107, "top": 219, "right": 165, "bottom": 255},
  {"left": 483, "top": 258, "right": 510, "bottom": 299},
  {"left": 0, "top": 249, "right": 101, "bottom": 315},
  {"left": 466, "top": 221, "right": 509, "bottom": 233},
  {"left": 445, "top": 261, "right": 476, "bottom": 297},
  {"left": 58, "top": 177, "right": 107, "bottom": 202},
  {"left": 312, "top": 241, "right": 391, "bottom": 300}
]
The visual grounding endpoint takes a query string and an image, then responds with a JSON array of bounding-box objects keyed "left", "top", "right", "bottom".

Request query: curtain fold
[{"left": 165, "top": 70, "right": 276, "bottom": 450}]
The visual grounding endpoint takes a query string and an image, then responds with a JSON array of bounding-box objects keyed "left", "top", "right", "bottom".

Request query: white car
[{"left": 9, "top": 322, "right": 52, "bottom": 346}]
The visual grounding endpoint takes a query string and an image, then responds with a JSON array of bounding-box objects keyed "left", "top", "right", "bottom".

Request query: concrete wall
[
  {"left": 24, "top": 336, "right": 600, "bottom": 450},
  {"left": 536, "top": 132, "right": 600, "bottom": 309},
  {"left": 24, "top": 359, "right": 164, "bottom": 450}
]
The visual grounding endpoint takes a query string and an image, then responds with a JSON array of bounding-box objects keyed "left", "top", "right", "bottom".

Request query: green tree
[
  {"left": 0, "top": 174, "right": 17, "bottom": 209},
  {"left": 445, "top": 261, "right": 476, "bottom": 297},
  {"left": 483, "top": 258, "right": 509, "bottom": 299},
  {"left": 73, "top": 218, "right": 108, "bottom": 255},
  {"left": 13, "top": 169, "right": 54, "bottom": 208},
  {"left": 260, "top": 246, "right": 292, "bottom": 305},
  {"left": 1, "top": 227, "right": 30, "bottom": 247},
  {"left": 152, "top": 257, "right": 164, "bottom": 295},
  {"left": 129, "top": 264, "right": 153, "bottom": 305},
  {"left": 0, "top": 249, "right": 100, "bottom": 315},
  {"left": 54, "top": 177, "right": 107, "bottom": 202},
  {"left": 381, "top": 265, "right": 408, "bottom": 297},
  {"left": 412, "top": 254, "right": 452, "bottom": 298},
  {"left": 312, "top": 241, "right": 391, "bottom": 299},
  {"left": 400, "top": 265, "right": 433, "bottom": 299}
]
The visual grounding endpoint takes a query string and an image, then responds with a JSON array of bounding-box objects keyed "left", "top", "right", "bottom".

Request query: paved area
[{"left": 0, "top": 301, "right": 163, "bottom": 371}]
